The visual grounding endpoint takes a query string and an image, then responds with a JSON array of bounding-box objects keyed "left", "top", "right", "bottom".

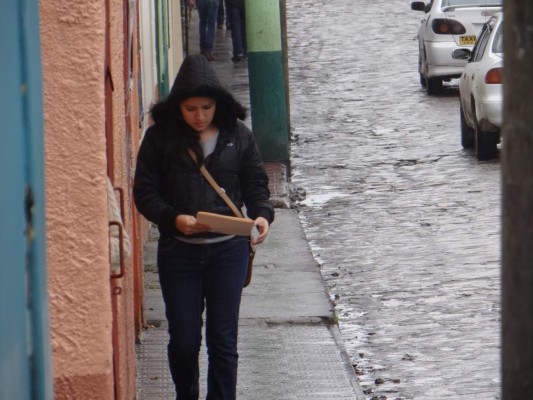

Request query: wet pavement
[{"left": 286, "top": 1, "right": 501, "bottom": 399}]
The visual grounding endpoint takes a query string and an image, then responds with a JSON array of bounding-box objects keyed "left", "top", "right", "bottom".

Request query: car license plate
[{"left": 460, "top": 35, "right": 477, "bottom": 46}]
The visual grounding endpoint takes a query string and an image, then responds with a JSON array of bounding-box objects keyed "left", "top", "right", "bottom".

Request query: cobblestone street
[{"left": 286, "top": 1, "right": 501, "bottom": 399}]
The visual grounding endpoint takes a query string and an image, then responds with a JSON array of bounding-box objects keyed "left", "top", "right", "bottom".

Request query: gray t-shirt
[{"left": 200, "top": 132, "right": 218, "bottom": 158}]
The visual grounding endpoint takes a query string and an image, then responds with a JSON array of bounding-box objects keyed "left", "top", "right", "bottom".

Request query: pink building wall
[
  {"left": 40, "top": 1, "right": 141, "bottom": 398},
  {"left": 106, "top": 0, "right": 142, "bottom": 397}
]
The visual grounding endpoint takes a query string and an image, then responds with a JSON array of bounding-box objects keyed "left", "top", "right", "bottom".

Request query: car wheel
[
  {"left": 420, "top": 73, "right": 426, "bottom": 88},
  {"left": 426, "top": 77, "right": 443, "bottom": 95},
  {"left": 475, "top": 121, "right": 498, "bottom": 161},
  {"left": 460, "top": 105, "right": 475, "bottom": 149},
  {"left": 418, "top": 52, "right": 426, "bottom": 88}
]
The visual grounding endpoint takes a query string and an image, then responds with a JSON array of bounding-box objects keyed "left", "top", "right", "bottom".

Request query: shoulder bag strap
[{"left": 188, "top": 148, "right": 245, "bottom": 218}]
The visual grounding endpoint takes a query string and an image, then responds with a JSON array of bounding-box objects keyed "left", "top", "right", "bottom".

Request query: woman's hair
[{"left": 150, "top": 85, "right": 247, "bottom": 170}]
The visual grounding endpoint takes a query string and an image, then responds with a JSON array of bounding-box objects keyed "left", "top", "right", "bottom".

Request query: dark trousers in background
[
  {"left": 157, "top": 236, "right": 249, "bottom": 400},
  {"left": 226, "top": 4, "right": 246, "bottom": 57},
  {"left": 217, "top": 0, "right": 225, "bottom": 27},
  {"left": 197, "top": 0, "right": 219, "bottom": 53}
]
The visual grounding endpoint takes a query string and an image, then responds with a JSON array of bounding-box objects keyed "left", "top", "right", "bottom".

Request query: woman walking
[{"left": 134, "top": 54, "right": 274, "bottom": 400}]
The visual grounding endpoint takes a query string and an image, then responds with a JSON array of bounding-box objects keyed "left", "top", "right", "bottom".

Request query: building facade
[{"left": 0, "top": 0, "right": 188, "bottom": 398}]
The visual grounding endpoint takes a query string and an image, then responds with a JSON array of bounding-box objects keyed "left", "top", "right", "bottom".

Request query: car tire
[
  {"left": 426, "top": 77, "right": 443, "bottom": 95},
  {"left": 475, "top": 121, "right": 498, "bottom": 161},
  {"left": 418, "top": 52, "right": 426, "bottom": 88},
  {"left": 420, "top": 73, "right": 426, "bottom": 88},
  {"left": 460, "top": 105, "right": 475, "bottom": 149}
]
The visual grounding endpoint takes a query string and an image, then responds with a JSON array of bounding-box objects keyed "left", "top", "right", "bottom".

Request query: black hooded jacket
[{"left": 133, "top": 55, "right": 274, "bottom": 239}]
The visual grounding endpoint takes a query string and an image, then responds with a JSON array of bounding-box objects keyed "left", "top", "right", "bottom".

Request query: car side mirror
[
  {"left": 411, "top": 1, "right": 426, "bottom": 12},
  {"left": 452, "top": 48, "right": 472, "bottom": 61}
]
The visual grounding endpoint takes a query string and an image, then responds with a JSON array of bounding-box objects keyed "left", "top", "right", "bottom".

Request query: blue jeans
[
  {"left": 197, "top": 0, "right": 219, "bottom": 53},
  {"left": 217, "top": 0, "right": 225, "bottom": 26},
  {"left": 226, "top": 4, "right": 246, "bottom": 56},
  {"left": 157, "top": 236, "right": 249, "bottom": 400}
]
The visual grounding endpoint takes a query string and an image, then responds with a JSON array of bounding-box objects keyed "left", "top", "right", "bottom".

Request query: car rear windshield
[
  {"left": 442, "top": 0, "right": 502, "bottom": 7},
  {"left": 492, "top": 24, "right": 503, "bottom": 54}
]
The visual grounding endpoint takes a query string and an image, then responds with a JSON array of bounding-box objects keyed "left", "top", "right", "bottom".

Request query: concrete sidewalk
[
  {"left": 135, "top": 9, "right": 364, "bottom": 400},
  {"left": 136, "top": 210, "right": 364, "bottom": 399}
]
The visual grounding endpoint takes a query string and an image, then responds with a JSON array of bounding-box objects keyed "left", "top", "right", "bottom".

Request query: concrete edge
[{"left": 331, "top": 324, "right": 367, "bottom": 400}]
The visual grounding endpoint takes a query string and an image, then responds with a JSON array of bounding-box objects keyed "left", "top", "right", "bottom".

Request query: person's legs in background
[
  {"left": 224, "top": 0, "right": 231, "bottom": 30},
  {"left": 197, "top": 0, "right": 219, "bottom": 60},
  {"left": 226, "top": 4, "right": 246, "bottom": 61},
  {"left": 239, "top": 5, "right": 246, "bottom": 56},
  {"left": 217, "top": 0, "right": 225, "bottom": 29},
  {"left": 197, "top": 2, "right": 208, "bottom": 54}
]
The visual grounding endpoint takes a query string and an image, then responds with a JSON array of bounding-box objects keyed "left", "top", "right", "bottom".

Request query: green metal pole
[{"left": 245, "top": 0, "right": 290, "bottom": 162}]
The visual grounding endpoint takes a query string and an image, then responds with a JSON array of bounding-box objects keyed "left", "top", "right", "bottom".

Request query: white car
[
  {"left": 453, "top": 13, "right": 503, "bottom": 160},
  {"left": 411, "top": 0, "right": 502, "bottom": 95}
]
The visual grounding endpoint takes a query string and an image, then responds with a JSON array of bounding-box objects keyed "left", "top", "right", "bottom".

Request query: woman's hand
[
  {"left": 175, "top": 215, "right": 210, "bottom": 235},
  {"left": 251, "top": 217, "right": 270, "bottom": 245}
]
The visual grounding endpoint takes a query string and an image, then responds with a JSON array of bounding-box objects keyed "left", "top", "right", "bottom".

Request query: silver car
[
  {"left": 453, "top": 13, "right": 503, "bottom": 160},
  {"left": 411, "top": 0, "right": 502, "bottom": 95}
]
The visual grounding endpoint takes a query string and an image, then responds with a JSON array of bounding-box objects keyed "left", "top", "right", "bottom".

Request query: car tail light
[
  {"left": 432, "top": 19, "right": 466, "bottom": 35},
  {"left": 485, "top": 67, "right": 503, "bottom": 84}
]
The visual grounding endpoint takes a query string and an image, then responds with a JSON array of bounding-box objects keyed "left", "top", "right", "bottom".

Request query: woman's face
[{"left": 179, "top": 97, "right": 216, "bottom": 133}]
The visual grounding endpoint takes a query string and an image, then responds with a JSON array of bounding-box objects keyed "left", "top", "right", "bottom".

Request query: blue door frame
[{"left": 0, "top": 1, "right": 53, "bottom": 399}]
